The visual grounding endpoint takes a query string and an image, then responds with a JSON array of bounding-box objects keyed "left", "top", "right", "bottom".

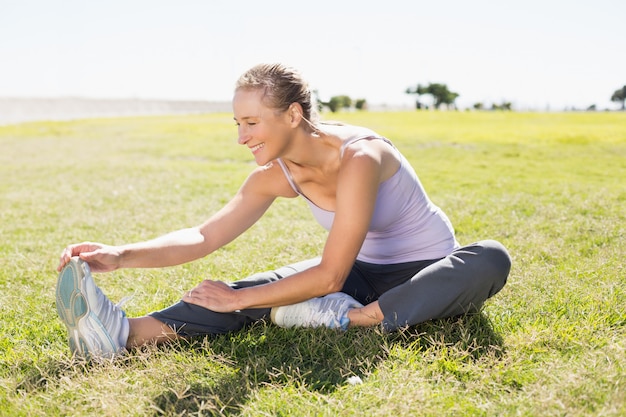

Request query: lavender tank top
[{"left": 276, "top": 136, "right": 459, "bottom": 264}]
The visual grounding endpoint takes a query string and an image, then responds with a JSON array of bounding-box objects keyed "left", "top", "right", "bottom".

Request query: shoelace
[
  {"left": 116, "top": 293, "right": 135, "bottom": 309},
  {"left": 93, "top": 287, "right": 133, "bottom": 326}
]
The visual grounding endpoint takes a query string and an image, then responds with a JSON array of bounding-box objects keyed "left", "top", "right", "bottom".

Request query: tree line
[
  {"left": 317, "top": 84, "right": 626, "bottom": 112},
  {"left": 315, "top": 93, "right": 368, "bottom": 113},
  {"left": 611, "top": 85, "right": 626, "bottom": 110}
]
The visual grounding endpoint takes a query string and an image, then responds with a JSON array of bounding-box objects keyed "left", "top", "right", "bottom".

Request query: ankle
[
  {"left": 127, "top": 316, "right": 177, "bottom": 348},
  {"left": 347, "top": 305, "right": 384, "bottom": 327}
]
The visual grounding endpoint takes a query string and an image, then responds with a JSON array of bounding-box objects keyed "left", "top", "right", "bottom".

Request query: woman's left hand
[{"left": 182, "top": 280, "right": 241, "bottom": 312}]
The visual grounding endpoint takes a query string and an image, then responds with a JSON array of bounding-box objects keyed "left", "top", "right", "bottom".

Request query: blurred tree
[
  {"left": 429, "top": 83, "right": 459, "bottom": 109},
  {"left": 405, "top": 84, "right": 429, "bottom": 109},
  {"left": 406, "top": 83, "right": 459, "bottom": 109},
  {"left": 355, "top": 98, "right": 368, "bottom": 110},
  {"left": 492, "top": 101, "right": 512, "bottom": 111},
  {"left": 611, "top": 85, "right": 626, "bottom": 110},
  {"left": 326, "top": 95, "right": 352, "bottom": 112}
]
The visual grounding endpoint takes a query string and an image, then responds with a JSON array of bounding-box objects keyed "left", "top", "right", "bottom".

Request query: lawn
[{"left": 0, "top": 110, "right": 624, "bottom": 416}]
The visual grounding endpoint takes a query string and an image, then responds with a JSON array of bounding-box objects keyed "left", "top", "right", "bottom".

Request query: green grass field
[{"left": 1, "top": 111, "right": 624, "bottom": 416}]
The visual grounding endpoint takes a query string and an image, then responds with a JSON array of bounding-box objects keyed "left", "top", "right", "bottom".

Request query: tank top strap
[{"left": 276, "top": 158, "right": 303, "bottom": 195}]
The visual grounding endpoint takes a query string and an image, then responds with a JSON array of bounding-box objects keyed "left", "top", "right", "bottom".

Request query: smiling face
[{"left": 233, "top": 88, "right": 293, "bottom": 166}]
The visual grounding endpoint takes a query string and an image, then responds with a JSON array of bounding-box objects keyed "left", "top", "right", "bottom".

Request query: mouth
[{"left": 250, "top": 143, "right": 265, "bottom": 154}]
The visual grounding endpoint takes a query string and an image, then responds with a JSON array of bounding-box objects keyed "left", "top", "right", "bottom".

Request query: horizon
[{"left": 1, "top": 0, "right": 625, "bottom": 112}]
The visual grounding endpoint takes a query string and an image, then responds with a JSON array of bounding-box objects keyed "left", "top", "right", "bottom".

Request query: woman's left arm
[
  {"left": 313, "top": 146, "right": 383, "bottom": 289},
  {"left": 186, "top": 145, "right": 384, "bottom": 312}
]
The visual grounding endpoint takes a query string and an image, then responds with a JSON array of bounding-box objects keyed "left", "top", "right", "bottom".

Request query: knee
[
  {"left": 479, "top": 240, "right": 511, "bottom": 296},
  {"left": 483, "top": 240, "right": 511, "bottom": 273}
]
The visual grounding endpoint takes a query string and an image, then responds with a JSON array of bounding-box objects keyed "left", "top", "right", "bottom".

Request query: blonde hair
[{"left": 235, "top": 63, "right": 319, "bottom": 126}]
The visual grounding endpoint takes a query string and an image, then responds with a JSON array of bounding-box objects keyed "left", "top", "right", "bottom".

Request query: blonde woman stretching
[{"left": 56, "top": 63, "right": 511, "bottom": 358}]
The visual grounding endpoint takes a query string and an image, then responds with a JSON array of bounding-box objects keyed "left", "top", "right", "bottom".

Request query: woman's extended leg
[
  {"left": 57, "top": 257, "right": 323, "bottom": 357},
  {"left": 127, "top": 316, "right": 178, "bottom": 348},
  {"left": 130, "top": 257, "right": 323, "bottom": 346}
]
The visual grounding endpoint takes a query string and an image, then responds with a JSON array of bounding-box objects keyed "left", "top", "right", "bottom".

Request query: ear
[{"left": 288, "top": 102, "right": 304, "bottom": 127}]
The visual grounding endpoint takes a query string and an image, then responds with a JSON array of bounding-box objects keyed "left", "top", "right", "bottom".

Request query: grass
[{"left": 0, "top": 110, "right": 625, "bottom": 416}]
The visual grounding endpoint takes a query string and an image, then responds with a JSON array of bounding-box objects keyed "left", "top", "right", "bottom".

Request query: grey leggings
[{"left": 150, "top": 240, "right": 511, "bottom": 335}]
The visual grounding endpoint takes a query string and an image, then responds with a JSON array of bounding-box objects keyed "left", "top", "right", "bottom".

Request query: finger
[
  {"left": 57, "top": 248, "right": 75, "bottom": 272},
  {"left": 57, "top": 243, "right": 95, "bottom": 271},
  {"left": 182, "top": 290, "right": 201, "bottom": 306},
  {"left": 78, "top": 250, "right": 99, "bottom": 262},
  {"left": 58, "top": 243, "right": 81, "bottom": 262}
]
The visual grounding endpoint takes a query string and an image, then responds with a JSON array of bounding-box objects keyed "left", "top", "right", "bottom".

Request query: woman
[{"left": 56, "top": 63, "right": 511, "bottom": 358}]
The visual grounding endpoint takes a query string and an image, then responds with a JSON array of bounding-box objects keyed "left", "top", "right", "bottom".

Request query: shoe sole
[{"left": 55, "top": 258, "right": 91, "bottom": 356}]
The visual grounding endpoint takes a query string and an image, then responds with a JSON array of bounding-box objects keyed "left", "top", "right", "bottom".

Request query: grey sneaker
[
  {"left": 56, "top": 257, "right": 129, "bottom": 358},
  {"left": 270, "top": 292, "right": 363, "bottom": 330}
]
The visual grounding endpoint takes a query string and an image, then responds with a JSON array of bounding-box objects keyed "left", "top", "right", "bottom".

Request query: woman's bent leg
[{"left": 377, "top": 240, "right": 511, "bottom": 331}]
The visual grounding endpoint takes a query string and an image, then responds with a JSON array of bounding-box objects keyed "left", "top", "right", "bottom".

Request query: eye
[{"left": 234, "top": 119, "right": 259, "bottom": 127}]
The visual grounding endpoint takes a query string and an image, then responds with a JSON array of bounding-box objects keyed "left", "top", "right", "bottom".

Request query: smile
[{"left": 250, "top": 143, "right": 265, "bottom": 153}]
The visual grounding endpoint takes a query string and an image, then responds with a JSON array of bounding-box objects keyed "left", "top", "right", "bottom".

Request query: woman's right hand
[{"left": 57, "top": 242, "right": 122, "bottom": 273}]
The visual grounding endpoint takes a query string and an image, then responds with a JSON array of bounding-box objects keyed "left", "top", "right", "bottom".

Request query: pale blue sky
[{"left": 1, "top": 0, "right": 624, "bottom": 110}]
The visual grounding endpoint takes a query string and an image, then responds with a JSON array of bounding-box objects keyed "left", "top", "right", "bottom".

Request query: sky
[{"left": 1, "top": 0, "right": 624, "bottom": 111}]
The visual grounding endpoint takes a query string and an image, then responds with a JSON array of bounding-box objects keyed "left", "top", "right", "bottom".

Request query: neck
[{"left": 283, "top": 129, "right": 339, "bottom": 169}]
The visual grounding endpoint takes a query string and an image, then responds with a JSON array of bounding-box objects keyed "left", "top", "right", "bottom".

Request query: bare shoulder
[
  {"left": 337, "top": 131, "right": 401, "bottom": 182},
  {"left": 244, "top": 161, "right": 298, "bottom": 198},
  {"left": 319, "top": 122, "right": 377, "bottom": 141}
]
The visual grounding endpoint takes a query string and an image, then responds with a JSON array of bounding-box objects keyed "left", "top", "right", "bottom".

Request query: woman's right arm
[{"left": 57, "top": 163, "right": 295, "bottom": 272}]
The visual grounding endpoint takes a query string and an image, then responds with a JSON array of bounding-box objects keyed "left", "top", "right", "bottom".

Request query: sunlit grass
[{"left": 1, "top": 111, "right": 624, "bottom": 416}]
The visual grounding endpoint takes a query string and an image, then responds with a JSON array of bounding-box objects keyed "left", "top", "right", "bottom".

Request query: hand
[
  {"left": 182, "top": 280, "right": 240, "bottom": 313},
  {"left": 57, "top": 242, "right": 122, "bottom": 273}
]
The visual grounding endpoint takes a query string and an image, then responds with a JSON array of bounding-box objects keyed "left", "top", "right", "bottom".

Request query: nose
[{"left": 237, "top": 125, "right": 249, "bottom": 145}]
